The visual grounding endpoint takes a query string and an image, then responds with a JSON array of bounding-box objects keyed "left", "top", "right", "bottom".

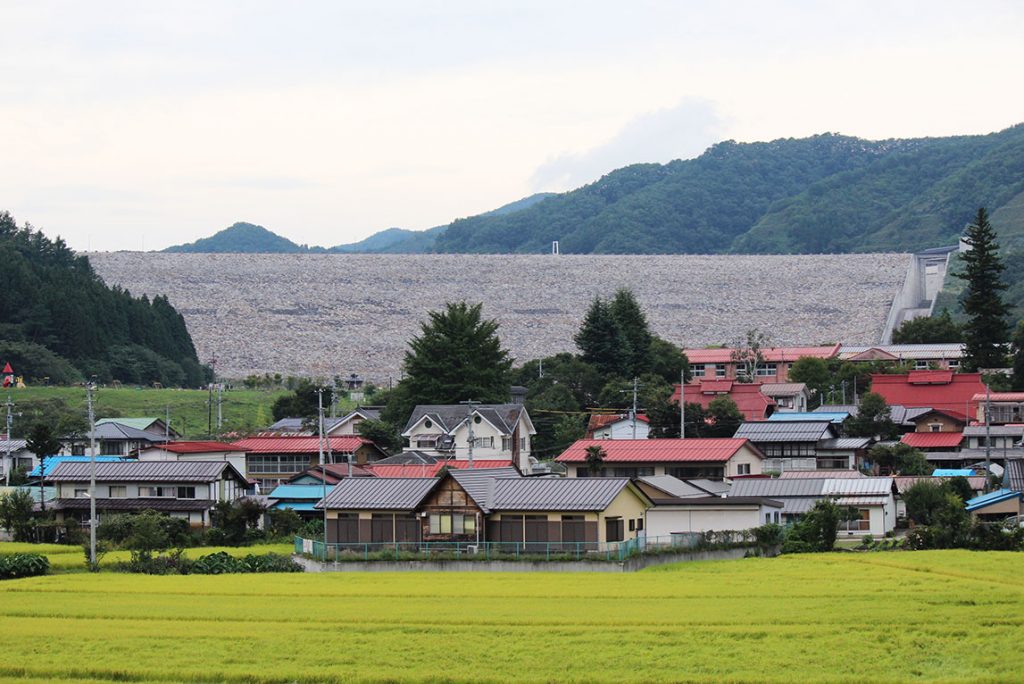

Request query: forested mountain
[
  {"left": 0, "top": 212, "right": 209, "bottom": 386},
  {"left": 164, "top": 222, "right": 311, "bottom": 253},
  {"left": 435, "top": 125, "right": 1024, "bottom": 254}
]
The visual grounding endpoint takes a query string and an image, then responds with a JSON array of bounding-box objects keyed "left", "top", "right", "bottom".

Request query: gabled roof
[
  {"left": 29, "top": 456, "right": 127, "bottom": 478},
  {"left": 267, "top": 484, "right": 329, "bottom": 500},
  {"left": 555, "top": 439, "right": 755, "bottom": 463},
  {"left": 683, "top": 345, "right": 840, "bottom": 364},
  {"left": 489, "top": 477, "right": 649, "bottom": 512},
  {"left": 768, "top": 412, "right": 848, "bottom": 425},
  {"left": 0, "top": 439, "right": 27, "bottom": 452},
  {"left": 95, "top": 417, "right": 166, "bottom": 432},
  {"left": 638, "top": 475, "right": 725, "bottom": 499},
  {"left": 89, "top": 422, "right": 168, "bottom": 443},
  {"left": 818, "top": 437, "right": 872, "bottom": 450},
  {"left": 733, "top": 421, "right": 836, "bottom": 443},
  {"left": 909, "top": 408, "right": 969, "bottom": 424},
  {"left": 670, "top": 381, "right": 776, "bottom": 421},
  {"left": 760, "top": 383, "right": 807, "bottom": 396},
  {"left": 153, "top": 441, "right": 247, "bottom": 454},
  {"left": 900, "top": 432, "right": 964, "bottom": 449},
  {"left": 965, "top": 488, "right": 1023, "bottom": 512},
  {"left": 449, "top": 467, "right": 522, "bottom": 511},
  {"left": 317, "top": 477, "right": 439, "bottom": 510},
  {"left": 289, "top": 463, "right": 377, "bottom": 484},
  {"left": 230, "top": 436, "right": 367, "bottom": 454},
  {"left": 870, "top": 372, "right": 986, "bottom": 417},
  {"left": 839, "top": 343, "right": 964, "bottom": 361},
  {"left": 47, "top": 460, "right": 244, "bottom": 483},
  {"left": 586, "top": 413, "right": 650, "bottom": 433},
  {"left": 402, "top": 404, "right": 532, "bottom": 436},
  {"left": 366, "top": 460, "right": 513, "bottom": 478}
]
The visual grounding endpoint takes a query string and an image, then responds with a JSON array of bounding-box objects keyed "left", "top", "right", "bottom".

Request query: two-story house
[
  {"left": 47, "top": 460, "right": 248, "bottom": 527},
  {"left": 401, "top": 404, "right": 536, "bottom": 472}
]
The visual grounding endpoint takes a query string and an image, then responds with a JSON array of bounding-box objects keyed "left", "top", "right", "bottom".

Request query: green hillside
[
  {"left": 0, "top": 212, "right": 209, "bottom": 388},
  {"left": 433, "top": 125, "right": 1024, "bottom": 254},
  {"left": 164, "top": 222, "right": 312, "bottom": 254}
]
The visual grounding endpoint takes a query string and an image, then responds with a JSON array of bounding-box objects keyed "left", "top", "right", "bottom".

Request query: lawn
[
  {"left": 7, "top": 385, "right": 296, "bottom": 437},
  {"left": 0, "top": 550, "right": 1022, "bottom": 682}
]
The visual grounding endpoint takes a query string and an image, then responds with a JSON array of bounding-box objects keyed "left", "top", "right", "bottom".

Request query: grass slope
[
  {"left": 8, "top": 386, "right": 291, "bottom": 438},
  {"left": 0, "top": 550, "right": 1021, "bottom": 682}
]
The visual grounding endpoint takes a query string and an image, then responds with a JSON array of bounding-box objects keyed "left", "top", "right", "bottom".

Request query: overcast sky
[{"left": 3, "top": 1, "right": 1023, "bottom": 251}]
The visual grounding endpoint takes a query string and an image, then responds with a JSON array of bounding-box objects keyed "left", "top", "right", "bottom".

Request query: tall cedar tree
[
  {"left": 574, "top": 297, "right": 627, "bottom": 377},
  {"left": 609, "top": 289, "right": 652, "bottom": 378},
  {"left": 958, "top": 208, "right": 1010, "bottom": 371},
  {"left": 1012, "top": 321, "right": 1024, "bottom": 391},
  {"left": 402, "top": 301, "right": 512, "bottom": 406}
]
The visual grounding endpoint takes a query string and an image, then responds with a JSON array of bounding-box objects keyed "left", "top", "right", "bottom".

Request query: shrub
[
  {"left": 190, "top": 551, "right": 303, "bottom": 574},
  {"left": 210, "top": 499, "right": 266, "bottom": 545},
  {"left": 119, "top": 549, "right": 190, "bottom": 575},
  {"left": 753, "top": 523, "right": 784, "bottom": 550},
  {"left": 0, "top": 553, "right": 50, "bottom": 579},
  {"left": 781, "top": 500, "right": 851, "bottom": 553},
  {"left": 268, "top": 509, "right": 303, "bottom": 538},
  {"left": 0, "top": 490, "right": 36, "bottom": 542}
]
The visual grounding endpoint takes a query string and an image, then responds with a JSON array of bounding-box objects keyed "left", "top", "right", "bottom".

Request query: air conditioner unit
[{"left": 466, "top": 544, "right": 479, "bottom": 555}]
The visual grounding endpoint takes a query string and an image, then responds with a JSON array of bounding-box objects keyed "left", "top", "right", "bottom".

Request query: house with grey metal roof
[
  {"left": 729, "top": 476, "right": 896, "bottom": 536},
  {"left": 401, "top": 403, "right": 536, "bottom": 473},
  {"left": 316, "top": 469, "right": 651, "bottom": 549},
  {"left": 1, "top": 438, "right": 32, "bottom": 484},
  {"left": 62, "top": 421, "right": 171, "bottom": 457},
  {"left": 760, "top": 382, "right": 810, "bottom": 412},
  {"left": 734, "top": 421, "right": 869, "bottom": 472},
  {"left": 47, "top": 460, "right": 247, "bottom": 527}
]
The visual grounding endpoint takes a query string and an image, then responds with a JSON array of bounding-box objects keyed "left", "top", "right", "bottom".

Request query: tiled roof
[
  {"left": 900, "top": 432, "right": 964, "bottom": 449},
  {"left": 47, "top": 460, "right": 242, "bottom": 483},
  {"left": 230, "top": 436, "right": 366, "bottom": 454},
  {"left": 490, "top": 477, "right": 640, "bottom": 511},
  {"left": 317, "top": 477, "right": 439, "bottom": 510},
  {"left": 555, "top": 439, "right": 753, "bottom": 463},
  {"left": 733, "top": 421, "right": 835, "bottom": 443},
  {"left": 156, "top": 441, "right": 247, "bottom": 454}
]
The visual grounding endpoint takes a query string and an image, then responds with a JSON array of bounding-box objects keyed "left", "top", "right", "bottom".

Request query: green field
[
  {"left": 0, "top": 550, "right": 1021, "bottom": 682},
  {"left": 7, "top": 386, "right": 296, "bottom": 438}
]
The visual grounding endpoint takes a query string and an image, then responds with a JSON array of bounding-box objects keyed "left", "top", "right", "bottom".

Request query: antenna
[
  {"left": 620, "top": 377, "right": 642, "bottom": 439},
  {"left": 460, "top": 399, "right": 480, "bottom": 468}
]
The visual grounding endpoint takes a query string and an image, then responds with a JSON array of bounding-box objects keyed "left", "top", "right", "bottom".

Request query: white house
[
  {"left": 586, "top": 413, "right": 650, "bottom": 440},
  {"left": 556, "top": 439, "right": 764, "bottom": 480},
  {"left": 401, "top": 404, "right": 536, "bottom": 472},
  {"left": 47, "top": 460, "right": 248, "bottom": 527},
  {"left": 0, "top": 438, "right": 35, "bottom": 483}
]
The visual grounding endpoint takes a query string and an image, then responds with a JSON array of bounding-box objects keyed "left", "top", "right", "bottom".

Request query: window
[
  {"left": 177, "top": 486, "right": 196, "bottom": 499},
  {"left": 914, "top": 360, "right": 930, "bottom": 370},
  {"left": 612, "top": 467, "right": 655, "bottom": 478},
  {"left": 472, "top": 436, "right": 494, "bottom": 449},
  {"left": 714, "top": 364, "right": 727, "bottom": 378},
  {"left": 765, "top": 513, "right": 771, "bottom": 524},
  {"left": 754, "top": 363, "right": 778, "bottom": 376},
  {"left": 109, "top": 486, "right": 126, "bottom": 498},
  {"left": 840, "top": 509, "right": 871, "bottom": 532},
  {"left": 636, "top": 518, "right": 644, "bottom": 531},
  {"left": 246, "top": 455, "right": 312, "bottom": 474},
  {"left": 138, "top": 486, "right": 175, "bottom": 498},
  {"left": 929, "top": 424, "right": 942, "bottom": 433},
  {"left": 947, "top": 359, "right": 960, "bottom": 368},
  {"left": 605, "top": 517, "right": 624, "bottom": 542},
  {"left": 629, "top": 519, "right": 636, "bottom": 532},
  {"left": 692, "top": 365, "right": 706, "bottom": 377},
  {"left": 430, "top": 514, "right": 474, "bottom": 535},
  {"left": 520, "top": 437, "right": 526, "bottom": 451},
  {"left": 737, "top": 463, "right": 751, "bottom": 475},
  {"left": 666, "top": 465, "right": 725, "bottom": 480},
  {"left": 74, "top": 488, "right": 88, "bottom": 498},
  {"left": 415, "top": 436, "right": 439, "bottom": 449},
  {"left": 774, "top": 511, "right": 780, "bottom": 523},
  {"left": 501, "top": 436, "right": 511, "bottom": 451},
  {"left": 429, "top": 514, "right": 452, "bottom": 534}
]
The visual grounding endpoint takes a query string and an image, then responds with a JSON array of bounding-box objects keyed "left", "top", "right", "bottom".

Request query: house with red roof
[
  {"left": 870, "top": 371, "right": 986, "bottom": 420},
  {"left": 683, "top": 345, "right": 840, "bottom": 383},
  {"left": 670, "top": 380, "right": 776, "bottom": 421},
  {"left": 230, "top": 436, "right": 388, "bottom": 489},
  {"left": 585, "top": 413, "right": 650, "bottom": 440},
  {"left": 972, "top": 392, "right": 1024, "bottom": 424},
  {"left": 138, "top": 441, "right": 249, "bottom": 481},
  {"left": 556, "top": 438, "right": 764, "bottom": 480}
]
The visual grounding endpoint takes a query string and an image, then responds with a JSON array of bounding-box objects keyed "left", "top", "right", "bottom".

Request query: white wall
[
  {"left": 594, "top": 420, "right": 650, "bottom": 440},
  {"left": 646, "top": 506, "right": 770, "bottom": 536}
]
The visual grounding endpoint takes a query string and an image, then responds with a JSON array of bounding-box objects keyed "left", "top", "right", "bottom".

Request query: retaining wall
[{"left": 294, "top": 546, "right": 775, "bottom": 573}]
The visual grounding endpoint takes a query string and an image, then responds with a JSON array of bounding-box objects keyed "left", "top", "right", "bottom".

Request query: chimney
[{"left": 509, "top": 386, "right": 528, "bottom": 405}]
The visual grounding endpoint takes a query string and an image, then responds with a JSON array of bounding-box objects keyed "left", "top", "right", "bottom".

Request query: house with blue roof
[
  {"left": 29, "top": 455, "right": 128, "bottom": 479},
  {"left": 965, "top": 489, "right": 1023, "bottom": 521},
  {"left": 768, "top": 412, "right": 849, "bottom": 425},
  {"left": 267, "top": 484, "right": 332, "bottom": 518}
]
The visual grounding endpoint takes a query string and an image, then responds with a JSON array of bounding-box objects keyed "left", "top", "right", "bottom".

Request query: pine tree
[
  {"left": 574, "top": 297, "right": 627, "bottom": 377},
  {"left": 609, "top": 289, "right": 653, "bottom": 378},
  {"left": 958, "top": 208, "right": 1010, "bottom": 371}
]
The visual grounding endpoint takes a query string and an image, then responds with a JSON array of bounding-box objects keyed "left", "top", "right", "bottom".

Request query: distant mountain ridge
[
  {"left": 164, "top": 125, "right": 1024, "bottom": 255},
  {"left": 163, "top": 193, "right": 556, "bottom": 254}
]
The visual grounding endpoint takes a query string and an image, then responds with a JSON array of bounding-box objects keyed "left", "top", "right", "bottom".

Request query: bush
[
  {"left": 781, "top": 500, "right": 851, "bottom": 553},
  {"left": 753, "top": 523, "right": 784, "bottom": 550},
  {"left": 210, "top": 499, "right": 266, "bottom": 545},
  {"left": 186, "top": 551, "right": 303, "bottom": 575},
  {"left": 297, "top": 518, "right": 324, "bottom": 540},
  {"left": 0, "top": 553, "right": 50, "bottom": 579},
  {"left": 119, "top": 549, "right": 190, "bottom": 575},
  {"left": 268, "top": 509, "right": 303, "bottom": 538},
  {"left": 98, "top": 511, "right": 191, "bottom": 550}
]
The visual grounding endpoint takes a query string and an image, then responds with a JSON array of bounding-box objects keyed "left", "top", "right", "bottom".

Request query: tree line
[{"left": 0, "top": 211, "right": 210, "bottom": 387}]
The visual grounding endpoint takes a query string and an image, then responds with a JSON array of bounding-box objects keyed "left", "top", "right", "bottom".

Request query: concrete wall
[{"left": 646, "top": 506, "right": 768, "bottom": 536}]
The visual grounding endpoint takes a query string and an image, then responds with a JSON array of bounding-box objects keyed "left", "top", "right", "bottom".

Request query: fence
[{"left": 295, "top": 530, "right": 759, "bottom": 563}]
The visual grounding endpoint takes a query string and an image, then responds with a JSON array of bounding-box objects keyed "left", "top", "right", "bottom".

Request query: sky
[{"left": 3, "top": 1, "right": 1023, "bottom": 252}]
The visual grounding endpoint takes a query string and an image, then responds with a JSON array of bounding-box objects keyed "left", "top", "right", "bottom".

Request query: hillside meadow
[
  {"left": 7, "top": 385, "right": 292, "bottom": 438},
  {"left": 0, "top": 550, "right": 1021, "bottom": 682}
]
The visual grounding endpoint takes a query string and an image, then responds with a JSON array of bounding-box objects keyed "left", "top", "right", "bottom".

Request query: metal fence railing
[{"left": 295, "top": 530, "right": 760, "bottom": 563}]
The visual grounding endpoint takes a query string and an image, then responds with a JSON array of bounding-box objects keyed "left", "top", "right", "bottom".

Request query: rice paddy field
[{"left": 0, "top": 550, "right": 1021, "bottom": 682}]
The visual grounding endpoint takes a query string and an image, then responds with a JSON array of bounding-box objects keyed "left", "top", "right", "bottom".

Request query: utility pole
[
  {"left": 164, "top": 405, "right": 170, "bottom": 443},
  {"left": 207, "top": 382, "right": 213, "bottom": 437},
  {"left": 216, "top": 383, "right": 224, "bottom": 431},
  {"left": 4, "top": 392, "right": 13, "bottom": 487},
  {"left": 317, "top": 388, "right": 328, "bottom": 548},
  {"left": 460, "top": 399, "right": 480, "bottom": 468},
  {"left": 86, "top": 381, "right": 97, "bottom": 568},
  {"left": 984, "top": 382, "right": 992, "bottom": 493},
  {"left": 620, "top": 378, "right": 641, "bottom": 440},
  {"left": 679, "top": 370, "right": 685, "bottom": 439},
  {"left": 538, "top": 359, "right": 544, "bottom": 379}
]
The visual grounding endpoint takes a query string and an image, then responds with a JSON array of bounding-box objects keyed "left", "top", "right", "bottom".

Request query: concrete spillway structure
[{"left": 879, "top": 246, "right": 958, "bottom": 344}]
